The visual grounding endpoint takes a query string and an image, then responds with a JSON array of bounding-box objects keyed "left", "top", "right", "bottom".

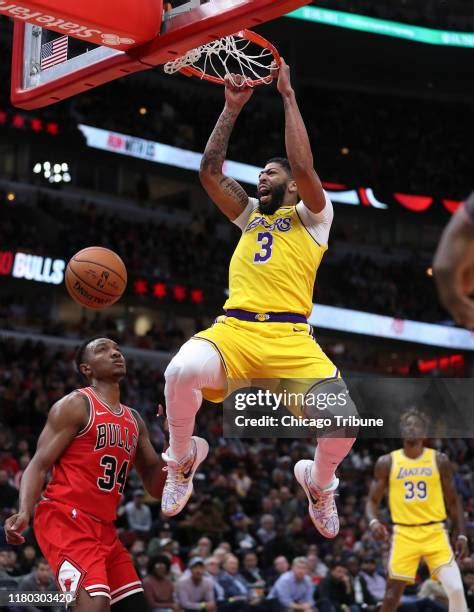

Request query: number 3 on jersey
[{"left": 254, "top": 232, "right": 274, "bottom": 263}]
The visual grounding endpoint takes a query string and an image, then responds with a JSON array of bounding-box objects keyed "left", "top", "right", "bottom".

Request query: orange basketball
[{"left": 65, "top": 247, "right": 127, "bottom": 309}]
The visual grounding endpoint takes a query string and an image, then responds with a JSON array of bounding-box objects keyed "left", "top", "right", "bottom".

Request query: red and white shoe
[
  {"left": 294, "top": 459, "right": 340, "bottom": 539},
  {"left": 161, "top": 436, "right": 209, "bottom": 517}
]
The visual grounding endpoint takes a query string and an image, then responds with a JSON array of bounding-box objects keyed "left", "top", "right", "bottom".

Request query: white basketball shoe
[
  {"left": 294, "top": 459, "right": 340, "bottom": 539},
  {"left": 161, "top": 436, "right": 209, "bottom": 517}
]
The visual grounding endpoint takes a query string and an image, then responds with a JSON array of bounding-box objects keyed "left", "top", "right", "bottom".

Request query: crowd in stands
[
  {"left": 0, "top": 340, "right": 474, "bottom": 611},
  {"left": 1, "top": 295, "right": 464, "bottom": 377},
  {"left": 0, "top": 189, "right": 450, "bottom": 324},
  {"left": 316, "top": 255, "right": 444, "bottom": 323},
  {"left": 60, "top": 75, "right": 472, "bottom": 199}
]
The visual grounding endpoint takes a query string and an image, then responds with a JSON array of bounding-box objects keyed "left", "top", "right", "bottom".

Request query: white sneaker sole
[
  {"left": 162, "top": 436, "right": 209, "bottom": 517},
  {"left": 294, "top": 459, "right": 339, "bottom": 539}
]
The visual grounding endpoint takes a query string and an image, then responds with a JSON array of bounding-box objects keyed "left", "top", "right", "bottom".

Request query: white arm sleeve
[
  {"left": 232, "top": 197, "right": 259, "bottom": 231},
  {"left": 296, "top": 191, "right": 334, "bottom": 246}
]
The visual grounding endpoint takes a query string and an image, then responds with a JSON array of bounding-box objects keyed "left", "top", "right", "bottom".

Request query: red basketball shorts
[{"left": 34, "top": 499, "right": 143, "bottom": 604}]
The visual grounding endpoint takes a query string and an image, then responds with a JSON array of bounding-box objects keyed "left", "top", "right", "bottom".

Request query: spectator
[
  {"left": 318, "top": 563, "right": 357, "bottom": 612},
  {"left": 17, "top": 544, "right": 38, "bottom": 575},
  {"left": 149, "top": 538, "right": 185, "bottom": 583},
  {"left": 231, "top": 513, "right": 256, "bottom": 552},
  {"left": 306, "top": 552, "right": 328, "bottom": 583},
  {"left": 176, "top": 558, "right": 216, "bottom": 611},
  {"left": 241, "top": 551, "right": 266, "bottom": 594},
  {"left": 195, "top": 536, "right": 213, "bottom": 560},
  {"left": 268, "top": 556, "right": 315, "bottom": 611},
  {"left": 130, "top": 539, "right": 146, "bottom": 555},
  {"left": 125, "top": 489, "right": 152, "bottom": 536},
  {"left": 462, "top": 567, "right": 474, "bottom": 610},
  {"left": 418, "top": 578, "right": 449, "bottom": 610},
  {"left": 359, "top": 557, "right": 386, "bottom": 604},
  {"left": 229, "top": 462, "right": 252, "bottom": 498},
  {"left": 0, "top": 548, "right": 12, "bottom": 580},
  {"left": 265, "top": 556, "right": 290, "bottom": 588},
  {"left": 0, "top": 448, "right": 19, "bottom": 477},
  {"left": 213, "top": 548, "right": 229, "bottom": 567},
  {"left": 0, "top": 469, "right": 17, "bottom": 513},
  {"left": 143, "top": 555, "right": 177, "bottom": 612},
  {"left": 218, "top": 554, "right": 250, "bottom": 603},
  {"left": 256, "top": 515, "right": 276, "bottom": 546},
  {"left": 204, "top": 556, "right": 226, "bottom": 602},
  {"left": 14, "top": 439, "right": 30, "bottom": 458},
  {"left": 346, "top": 556, "right": 377, "bottom": 610},
  {"left": 279, "top": 487, "right": 300, "bottom": 524},
  {"left": 13, "top": 454, "right": 30, "bottom": 490},
  {"left": 134, "top": 550, "right": 150, "bottom": 580},
  {"left": 262, "top": 525, "right": 296, "bottom": 568},
  {"left": 0, "top": 548, "right": 21, "bottom": 577},
  {"left": 17, "top": 558, "right": 56, "bottom": 611},
  {"left": 180, "top": 498, "right": 229, "bottom": 539}
]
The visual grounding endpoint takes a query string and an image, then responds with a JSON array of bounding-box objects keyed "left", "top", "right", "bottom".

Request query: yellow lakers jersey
[
  {"left": 389, "top": 448, "right": 447, "bottom": 525},
  {"left": 224, "top": 203, "right": 327, "bottom": 317}
]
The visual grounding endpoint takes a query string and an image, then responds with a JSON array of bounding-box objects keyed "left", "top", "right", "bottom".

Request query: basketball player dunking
[
  {"left": 161, "top": 59, "right": 355, "bottom": 538},
  {"left": 5, "top": 337, "right": 165, "bottom": 612},
  {"left": 367, "top": 408, "right": 468, "bottom": 611}
]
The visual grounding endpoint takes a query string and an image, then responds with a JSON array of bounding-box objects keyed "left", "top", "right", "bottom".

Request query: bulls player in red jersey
[{"left": 4, "top": 337, "right": 165, "bottom": 612}]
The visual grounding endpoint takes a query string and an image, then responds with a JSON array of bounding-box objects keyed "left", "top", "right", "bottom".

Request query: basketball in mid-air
[{"left": 65, "top": 246, "right": 127, "bottom": 309}]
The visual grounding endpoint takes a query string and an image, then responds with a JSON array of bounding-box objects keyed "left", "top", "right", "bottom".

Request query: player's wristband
[
  {"left": 369, "top": 519, "right": 379, "bottom": 528},
  {"left": 457, "top": 535, "right": 468, "bottom": 541}
]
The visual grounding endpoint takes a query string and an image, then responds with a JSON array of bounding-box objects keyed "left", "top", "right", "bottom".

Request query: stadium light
[{"left": 33, "top": 161, "right": 72, "bottom": 184}]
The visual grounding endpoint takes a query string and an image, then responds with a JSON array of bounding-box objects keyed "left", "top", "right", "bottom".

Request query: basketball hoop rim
[{"left": 178, "top": 29, "right": 281, "bottom": 87}]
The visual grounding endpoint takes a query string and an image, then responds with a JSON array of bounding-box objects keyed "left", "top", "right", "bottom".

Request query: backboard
[{"left": 8, "top": 0, "right": 312, "bottom": 109}]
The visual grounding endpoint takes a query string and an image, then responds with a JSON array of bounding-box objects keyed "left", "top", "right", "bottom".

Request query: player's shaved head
[{"left": 75, "top": 336, "right": 108, "bottom": 373}]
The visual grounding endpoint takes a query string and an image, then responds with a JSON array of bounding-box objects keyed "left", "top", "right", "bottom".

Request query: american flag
[{"left": 40, "top": 35, "right": 68, "bottom": 71}]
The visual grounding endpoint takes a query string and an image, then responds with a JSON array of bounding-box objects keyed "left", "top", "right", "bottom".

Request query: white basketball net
[{"left": 163, "top": 33, "right": 276, "bottom": 86}]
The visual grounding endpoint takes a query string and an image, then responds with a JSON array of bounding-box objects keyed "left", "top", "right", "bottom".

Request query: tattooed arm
[{"left": 199, "top": 74, "right": 253, "bottom": 221}]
